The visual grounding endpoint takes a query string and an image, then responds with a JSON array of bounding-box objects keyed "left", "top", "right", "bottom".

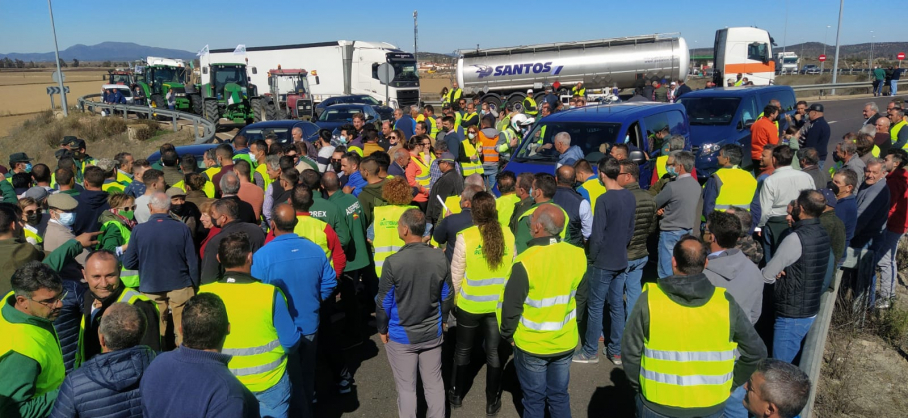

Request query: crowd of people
[{"left": 3, "top": 85, "right": 906, "bottom": 418}]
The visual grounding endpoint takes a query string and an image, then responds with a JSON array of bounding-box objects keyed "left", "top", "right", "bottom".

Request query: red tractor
[
  {"left": 105, "top": 69, "right": 136, "bottom": 87},
  {"left": 256, "top": 68, "right": 315, "bottom": 121}
]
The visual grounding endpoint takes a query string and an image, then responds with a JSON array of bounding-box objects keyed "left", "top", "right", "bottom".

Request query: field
[{"left": 0, "top": 69, "right": 109, "bottom": 136}]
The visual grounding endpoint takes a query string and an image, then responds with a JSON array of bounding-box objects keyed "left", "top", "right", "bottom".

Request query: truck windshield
[
  {"left": 783, "top": 57, "right": 798, "bottom": 64},
  {"left": 513, "top": 122, "right": 621, "bottom": 162},
  {"left": 679, "top": 97, "right": 741, "bottom": 126},
  {"left": 214, "top": 67, "right": 248, "bottom": 88},
  {"left": 391, "top": 62, "right": 419, "bottom": 82},
  {"left": 149, "top": 67, "right": 182, "bottom": 84}
]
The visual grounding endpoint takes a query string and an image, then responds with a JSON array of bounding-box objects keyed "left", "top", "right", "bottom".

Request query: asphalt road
[{"left": 310, "top": 94, "right": 900, "bottom": 418}]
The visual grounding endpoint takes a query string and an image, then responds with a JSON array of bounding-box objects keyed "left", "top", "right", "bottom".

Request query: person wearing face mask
[
  {"left": 8, "top": 152, "right": 34, "bottom": 180},
  {"left": 96, "top": 193, "right": 139, "bottom": 288},
  {"left": 654, "top": 151, "right": 702, "bottom": 279},
  {"left": 59, "top": 137, "right": 97, "bottom": 185},
  {"left": 43, "top": 194, "right": 84, "bottom": 270},
  {"left": 18, "top": 193, "right": 47, "bottom": 250},
  {"left": 167, "top": 187, "right": 202, "bottom": 243},
  {"left": 512, "top": 173, "right": 570, "bottom": 255},
  {"left": 460, "top": 126, "right": 485, "bottom": 177}
]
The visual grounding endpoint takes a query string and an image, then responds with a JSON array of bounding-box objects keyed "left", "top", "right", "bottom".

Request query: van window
[
  {"left": 666, "top": 110, "right": 687, "bottom": 137},
  {"left": 513, "top": 122, "right": 622, "bottom": 162},
  {"left": 626, "top": 122, "right": 643, "bottom": 149},
  {"left": 679, "top": 97, "right": 741, "bottom": 126},
  {"left": 739, "top": 97, "right": 758, "bottom": 125},
  {"left": 760, "top": 89, "right": 796, "bottom": 112}
]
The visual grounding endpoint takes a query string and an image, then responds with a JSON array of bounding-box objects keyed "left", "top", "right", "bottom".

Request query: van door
[{"left": 736, "top": 96, "right": 759, "bottom": 169}]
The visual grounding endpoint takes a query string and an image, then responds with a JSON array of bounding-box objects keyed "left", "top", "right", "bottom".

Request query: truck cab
[
  {"left": 713, "top": 27, "right": 775, "bottom": 86},
  {"left": 677, "top": 85, "right": 797, "bottom": 179},
  {"left": 504, "top": 102, "right": 690, "bottom": 187},
  {"left": 351, "top": 43, "right": 420, "bottom": 110}
]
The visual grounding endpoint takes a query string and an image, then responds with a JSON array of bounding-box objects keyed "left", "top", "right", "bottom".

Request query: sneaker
[
  {"left": 607, "top": 354, "right": 623, "bottom": 366},
  {"left": 338, "top": 378, "right": 354, "bottom": 394},
  {"left": 571, "top": 351, "right": 599, "bottom": 364},
  {"left": 875, "top": 299, "right": 891, "bottom": 309}
]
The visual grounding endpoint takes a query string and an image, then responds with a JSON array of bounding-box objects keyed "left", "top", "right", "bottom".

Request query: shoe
[
  {"left": 875, "top": 299, "right": 891, "bottom": 309},
  {"left": 607, "top": 354, "right": 623, "bottom": 366},
  {"left": 337, "top": 377, "right": 354, "bottom": 394},
  {"left": 572, "top": 351, "right": 599, "bottom": 364},
  {"left": 486, "top": 397, "right": 502, "bottom": 416}
]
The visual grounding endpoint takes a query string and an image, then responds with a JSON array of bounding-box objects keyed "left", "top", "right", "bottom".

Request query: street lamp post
[
  {"left": 830, "top": 0, "right": 843, "bottom": 94},
  {"left": 47, "top": 0, "right": 68, "bottom": 116},
  {"left": 821, "top": 25, "right": 831, "bottom": 73},
  {"left": 869, "top": 31, "right": 875, "bottom": 70}
]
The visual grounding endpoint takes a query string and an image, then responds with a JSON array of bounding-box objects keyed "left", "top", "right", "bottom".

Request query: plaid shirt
[{"left": 429, "top": 160, "right": 461, "bottom": 189}]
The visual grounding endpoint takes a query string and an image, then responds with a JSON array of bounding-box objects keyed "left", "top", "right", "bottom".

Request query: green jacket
[
  {"left": 97, "top": 211, "right": 128, "bottom": 252},
  {"left": 310, "top": 195, "right": 350, "bottom": 248},
  {"left": 0, "top": 296, "right": 59, "bottom": 418},
  {"left": 0, "top": 180, "right": 17, "bottom": 204},
  {"left": 328, "top": 191, "right": 371, "bottom": 271},
  {"left": 0, "top": 231, "right": 80, "bottom": 297},
  {"left": 357, "top": 179, "right": 387, "bottom": 228}
]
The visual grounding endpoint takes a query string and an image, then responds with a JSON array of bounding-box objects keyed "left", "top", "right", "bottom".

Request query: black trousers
[{"left": 453, "top": 308, "right": 504, "bottom": 368}]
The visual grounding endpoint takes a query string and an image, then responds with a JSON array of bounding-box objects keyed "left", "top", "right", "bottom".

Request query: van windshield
[
  {"left": 513, "top": 122, "right": 622, "bottom": 162},
  {"left": 678, "top": 97, "right": 741, "bottom": 126}
]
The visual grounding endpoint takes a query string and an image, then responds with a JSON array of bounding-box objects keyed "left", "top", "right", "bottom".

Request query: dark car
[
  {"left": 677, "top": 85, "right": 796, "bottom": 179},
  {"left": 314, "top": 104, "right": 382, "bottom": 134},
  {"left": 146, "top": 120, "right": 320, "bottom": 166},
  {"left": 315, "top": 95, "right": 393, "bottom": 121}
]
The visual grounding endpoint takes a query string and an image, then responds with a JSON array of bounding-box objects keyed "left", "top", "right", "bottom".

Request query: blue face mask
[
  {"left": 24, "top": 163, "right": 32, "bottom": 173},
  {"left": 666, "top": 165, "right": 678, "bottom": 177},
  {"left": 57, "top": 212, "right": 75, "bottom": 227}
]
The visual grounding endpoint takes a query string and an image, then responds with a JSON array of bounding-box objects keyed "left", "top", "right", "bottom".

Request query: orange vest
[{"left": 479, "top": 131, "right": 500, "bottom": 163}]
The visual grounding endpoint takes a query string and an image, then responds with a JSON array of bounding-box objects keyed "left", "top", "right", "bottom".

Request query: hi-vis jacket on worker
[
  {"left": 478, "top": 127, "right": 509, "bottom": 170},
  {"left": 455, "top": 225, "right": 516, "bottom": 315},
  {"left": 701, "top": 166, "right": 757, "bottom": 218}
]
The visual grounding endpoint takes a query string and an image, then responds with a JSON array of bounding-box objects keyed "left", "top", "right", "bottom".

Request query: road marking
[{"left": 828, "top": 121, "right": 837, "bottom": 124}]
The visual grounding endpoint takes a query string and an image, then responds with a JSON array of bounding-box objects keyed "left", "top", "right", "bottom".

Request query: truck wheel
[
  {"left": 203, "top": 99, "right": 219, "bottom": 125},
  {"left": 481, "top": 95, "right": 502, "bottom": 110},
  {"left": 189, "top": 94, "right": 203, "bottom": 115},
  {"left": 506, "top": 95, "right": 524, "bottom": 112},
  {"left": 251, "top": 98, "right": 265, "bottom": 122}
]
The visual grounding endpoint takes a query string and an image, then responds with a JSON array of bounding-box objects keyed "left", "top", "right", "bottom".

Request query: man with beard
[{"left": 78, "top": 250, "right": 161, "bottom": 363}]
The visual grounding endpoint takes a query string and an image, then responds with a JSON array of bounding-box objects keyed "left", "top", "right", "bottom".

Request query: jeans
[
  {"left": 514, "top": 348, "right": 572, "bottom": 418},
  {"left": 772, "top": 316, "right": 816, "bottom": 363},
  {"left": 482, "top": 164, "right": 498, "bottom": 191},
  {"left": 453, "top": 309, "right": 503, "bottom": 367},
  {"left": 817, "top": 159, "right": 826, "bottom": 170},
  {"left": 637, "top": 394, "right": 724, "bottom": 418},
  {"left": 875, "top": 230, "right": 903, "bottom": 300},
  {"left": 874, "top": 80, "right": 885, "bottom": 96},
  {"left": 892, "top": 80, "right": 900, "bottom": 96},
  {"left": 624, "top": 256, "right": 648, "bottom": 321},
  {"left": 287, "top": 334, "right": 318, "bottom": 417},
  {"left": 254, "top": 370, "right": 291, "bottom": 418},
  {"left": 658, "top": 230, "right": 690, "bottom": 279},
  {"left": 583, "top": 266, "right": 625, "bottom": 357},
  {"left": 724, "top": 384, "right": 749, "bottom": 418}
]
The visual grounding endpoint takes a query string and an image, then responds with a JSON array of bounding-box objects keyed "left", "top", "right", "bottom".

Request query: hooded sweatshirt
[
  {"left": 73, "top": 189, "right": 111, "bottom": 235},
  {"left": 703, "top": 249, "right": 764, "bottom": 324},
  {"left": 357, "top": 179, "right": 388, "bottom": 228}
]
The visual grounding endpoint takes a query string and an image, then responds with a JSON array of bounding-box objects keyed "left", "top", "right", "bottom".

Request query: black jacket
[
  {"left": 776, "top": 219, "right": 830, "bottom": 318},
  {"left": 625, "top": 183, "right": 657, "bottom": 260},
  {"left": 50, "top": 345, "right": 156, "bottom": 418},
  {"left": 223, "top": 195, "right": 258, "bottom": 225},
  {"left": 621, "top": 273, "right": 767, "bottom": 417},
  {"left": 551, "top": 186, "right": 584, "bottom": 246},
  {"left": 200, "top": 220, "right": 266, "bottom": 284},
  {"left": 675, "top": 84, "right": 692, "bottom": 98},
  {"left": 427, "top": 170, "right": 464, "bottom": 224},
  {"left": 80, "top": 285, "right": 161, "bottom": 363},
  {"left": 803, "top": 117, "right": 831, "bottom": 160},
  {"left": 74, "top": 189, "right": 110, "bottom": 235}
]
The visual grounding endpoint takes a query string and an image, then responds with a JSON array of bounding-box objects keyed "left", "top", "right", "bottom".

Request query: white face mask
[{"left": 468, "top": 133, "right": 475, "bottom": 140}]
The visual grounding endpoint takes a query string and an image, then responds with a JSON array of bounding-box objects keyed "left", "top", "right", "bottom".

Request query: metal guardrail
[
  {"left": 77, "top": 94, "right": 216, "bottom": 145},
  {"left": 789, "top": 79, "right": 908, "bottom": 93},
  {"left": 799, "top": 269, "right": 842, "bottom": 418}
]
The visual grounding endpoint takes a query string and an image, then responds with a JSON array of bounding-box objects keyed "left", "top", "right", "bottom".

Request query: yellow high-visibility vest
[
  {"left": 639, "top": 283, "right": 737, "bottom": 408},
  {"left": 579, "top": 177, "right": 606, "bottom": 213},
  {"left": 202, "top": 167, "right": 219, "bottom": 198},
  {"left": 892, "top": 119, "right": 908, "bottom": 149},
  {"left": 457, "top": 225, "right": 515, "bottom": 314},
  {"left": 461, "top": 140, "right": 484, "bottom": 176},
  {"left": 0, "top": 292, "right": 65, "bottom": 396},
  {"left": 373, "top": 205, "right": 416, "bottom": 278},
  {"left": 712, "top": 167, "right": 757, "bottom": 211},
  {"left": 496, "top": 194, "right": 521, "bottom": 229},
  {"left": 98, "top": 221, "right": 140, "bottom": 288},
  {"left": 255, "top": 163, "right": 273, "bottom": 192},
  {"left": 410, "top": 153, "right": 434, "bottom": 187},
  {"left": 294, "top": 215, "right": 332, "bottom": 267},
  {"left": 76, "top": 287, "right": 157, "bottom": 367}
]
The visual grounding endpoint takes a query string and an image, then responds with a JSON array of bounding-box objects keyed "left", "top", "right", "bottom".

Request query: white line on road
[{"left": 829, "top": 121, "right": 837, "bottom": 124}]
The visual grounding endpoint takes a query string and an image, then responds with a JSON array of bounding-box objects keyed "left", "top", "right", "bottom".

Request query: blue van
[
  {"left": 503, "top": 102, "right": 690, "bottom": 187},
  {"left": 677, "top": 85, "right": 797, "bottom": 180}
]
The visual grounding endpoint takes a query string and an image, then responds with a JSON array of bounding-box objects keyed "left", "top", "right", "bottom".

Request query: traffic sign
[
  {"left": 46, "top": 86, "right": 70, "bottom": 95},
  {"left": 818, "top": 55, "right": 827, "bottom": 62},
  {"left": 52, "top": 71, "right": 66, "bottom": 83},
  {"left": 898, "top": 52, "right": 905, "bottom": 61},
  {"left": 377, "top": 63, "right": 395, "bottom": 85}
]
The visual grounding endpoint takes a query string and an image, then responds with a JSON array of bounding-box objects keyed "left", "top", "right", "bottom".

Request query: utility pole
[
  {"left": 413, "top": 10, "right": 418, "bottom": 61},
  {"left": 869, "top": 31, "right": 875, "bottom": 70},
  {"left": 822, "top": 25, "right": 830, "bottom": 73},
  {"left": 47, "top": 0, "right": 67, "bottom": 116},
  {"left": 831, "top": 0, "right": 843, "bottom": 94}
]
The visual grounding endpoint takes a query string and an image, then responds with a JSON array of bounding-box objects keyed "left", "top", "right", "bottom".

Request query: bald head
[
  {"left": 672, "top": 236, "right": 708, "bottom": 275},
  {"left": 321, "top": 171, "right": 340, "bottom": 193},
  {"left": 271, "top": 203, "right": 298, "bottom": 233},
  {"left": 530, "top": 203, "right": 565, "bottom": 238},
  {"left": 465, "top": 173, "right": 485, "bottom": 190},
  {"left": 555, "top": 165, "right": 575, "bottom": 186}
]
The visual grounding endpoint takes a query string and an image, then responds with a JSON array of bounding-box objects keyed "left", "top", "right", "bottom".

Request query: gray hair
[
  {"left": 866, "top": 157, "right": 886, "bottom": 170},
  {"left": 673, "top": 151, "right": 695, "bottom": 172},
  {"left": 840, "top": 140, "right": 857, "bottom": 156},
  {"left": 100, "top": 302, "right": 147, "bottom": 352},
  {"left": 465, "top": 173, "right": 485, "bottom": 190},
  {"left": 554, "top": 132, "right": 571, "bottom": 147},
  {"left": 797, "top": 148, "right": 820, "bottom": 166},
  {"left": 865, "top": 102, "right": 879, "bottom": 113},
  {"left": 149, "top": 192, "right": 171, "bottom": 211},
  {"left": 204, "top": 148, "right": 217, "bottom": 162},
  {"left": 399, "top": 208, "right": 426, "bottom": 236},
  {"left": 394, "top": 148, "right": 409, "bottom": 161},
  {"left": 461, "top": 185, "right": 484, "bottom": 203},
  {"left": 668, "top": 135, "right": 686, "bottom": 151},
  {"left": 220, "top": 172, "right": 241, "bottom": 195},
  {"left": 535, "top": 204, "right": 564, "bottom": 236},
  {"left": 858, "top": 124, "right": 876, "bottom": 136},
  {"left": 266, "top": 154, "right": 281, "bottom": 170},
  {"left": 434, "top": 140, "right": 449, "bottom": 152},
  {"left": 755, "top": 359, "right": 811, "bottom": 418},
  {"left": 292, "top": 126, "right": 303, "bottom": 135}
]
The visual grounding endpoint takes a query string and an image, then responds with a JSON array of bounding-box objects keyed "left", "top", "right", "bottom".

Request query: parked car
[
  {"left": 801, "top": 65, "right": 820, "bottom": 75},
  {"left": 101, "top": 84, "right": 135, "bottom": 105},
  {"left": 677, "top": 85, "right": 797, "bottom": 179},
  {"left": 314, "top": 104, "right": 382, "bottom": 134},
  {"left": 314, "top": 95, "right": 394, "bottom": 121}
]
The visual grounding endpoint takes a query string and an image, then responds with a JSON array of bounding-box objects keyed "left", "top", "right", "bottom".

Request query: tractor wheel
[
  {"left": 150, "top": 94, "right": 167, "bottom": 120},
  {"left": 189, "top": 94, "right": 203, "bottom": 115},
  {"left": 251, "top": 98, "right": 265, "bottom": 122},
  {"left": 203, "top": 99, "right": 219, "bottom": 125},
  {"left": 265, "top": 102, "right": 282, "bottom": 121}
]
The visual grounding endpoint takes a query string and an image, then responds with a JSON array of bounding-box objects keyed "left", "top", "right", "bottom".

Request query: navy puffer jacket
[{"left": 49, "top": 345, "right": 156, "bottom": 418}]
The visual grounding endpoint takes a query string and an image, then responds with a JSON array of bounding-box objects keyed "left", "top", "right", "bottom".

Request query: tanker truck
[{"left": 456, "top": 27, "right": 774, "bottom": 108}]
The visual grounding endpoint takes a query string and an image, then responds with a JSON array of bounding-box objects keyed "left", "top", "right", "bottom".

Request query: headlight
[{"left": 700, "top": 143, "right": 721, "bottom": 155}]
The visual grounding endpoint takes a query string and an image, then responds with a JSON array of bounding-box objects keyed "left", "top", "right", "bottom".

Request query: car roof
[
  {"left": 540, "top": 102, "right": 686, "bottom": 123},
  {"left": 325, "top": 103, "right": 369, "bottom": 109},
  {"left": 102, "top": 84, "right": 131, "bottom": 90},
  {"left": 239, "top": 120, "right": 309, "bottom": 129},
  {"left": 678, "top": 85, "right": 792, "bottom": 99}
]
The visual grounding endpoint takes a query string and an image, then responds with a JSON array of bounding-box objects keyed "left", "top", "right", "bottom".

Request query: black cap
[
  {"left": 808, "top": 103, "right": 824, "bottom": 113},
  {"left": 9, "top": 152, "right": 33, "bottom": 164},
  {"left": 61, "top": 136, "right": 85, "bottom": 149}
]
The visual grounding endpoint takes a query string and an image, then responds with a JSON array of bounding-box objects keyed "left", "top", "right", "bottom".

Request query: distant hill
[
  {"left": 0, "top": 42, "right": 196, "bottom": 62},
  {"left": 691, "top": 41, "right": 908, "bottom": 61}
]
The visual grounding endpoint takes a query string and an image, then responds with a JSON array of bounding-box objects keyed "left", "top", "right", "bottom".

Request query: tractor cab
[
  {"left": 199, "top": 63, "right": 260, "bottom": 125},
  {"left": 141, "top": 65, "right": 187, "bottom": 95},
  {"left": 106, "top": 69, "right": 135, "bottom": 86},
  {"left": 267, "top": 68, "right": 314, "bottom": 120}
]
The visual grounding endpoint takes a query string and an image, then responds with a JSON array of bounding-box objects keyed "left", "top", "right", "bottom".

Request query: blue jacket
[
  {"left": 73, "top": 189, "right": 110, "bottom": 235},
  {"left": 251, "top": 233, "right": 337, "bottom": 335},
  {"left": 50, "top": 345, "right": 155, "bottom": 418},
  {"left": 804, "top": 117, "right": 831, "bottom": 160},
  {"left": 557, "top": 145, "right": 585, "bottom": 168},
  {"left": 109, "top": 91, "right": 126, "bottom": 104},
  {"left": 444, "top": 128, "right": 465, "bottom": 160},
  {"left": 836, "top": 195, "right": 857, "bottom": 248},
  {"left": 122, "top": 213, "right": 199, "bottom": 293},
  {"left": 394, "top": 115, "right": 416, "bottom": 138},
  {"left": 345, "top": 171, "right": 367, "bottom": 197},
  {"left": 123, "top": 180, "right": 145, "bottom": 198}
]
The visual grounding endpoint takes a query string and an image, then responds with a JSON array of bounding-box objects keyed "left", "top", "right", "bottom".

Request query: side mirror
[
  {"left": 629, "top": 150, "right": 646, "bottom": 164},
  {"left": 314, "top": 76, "right": 320, "bottom": 85},
  {"left": 252, "top": 67, "right": 257, "bottom": 75},
  {"left": 202, "top": 67, "right": 208, "bottom": 75},
  {"left": 367, "top": 115, "right": 375, "bottom": 121}
]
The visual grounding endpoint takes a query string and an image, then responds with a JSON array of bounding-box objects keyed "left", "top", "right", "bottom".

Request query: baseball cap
[
  {"left": 9, "top": 152, "right": 33, "bottom": 164},
  {"left": 439, "top": 152, "right": 456, "bottom": 163},
  {"left": 61, "top": 136, "right": 86, "bottom": 149},
  {"left": 24, "top": 187, "right": 50, "bottom": 203},
  {"left": 166, "top": 187, "right": 187, "bottom": 198},
  {"left": 526, "top": 89, "right": 533, "bottom": 94},
  {"left": 808, "top": 103, "right": 824, "bottom": 113},
  {"left": 819, "top": 188, "right": 837, "bottom": 209},
  {"left": 47, "top": 193, "right": 78, "bottom": 211}
]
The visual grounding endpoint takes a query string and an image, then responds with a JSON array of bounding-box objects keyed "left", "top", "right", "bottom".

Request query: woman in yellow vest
[
  {"left": 97, "top": 193, "right": 140, "bottom": 288},
  {"left": 447, "top": 192, "right": 516, "bottom": 414},
  {"left": 18, "top": 197, "right": 44, "bottom": 250},
  {"left": 370, "top": 177, "right": 417, "bottom": 278},
  {"left": 405, "top": 136, "right": 434, "bottom": 211},
  {"left": 461, "top": 126, "right": 485, "bottom": 177}
]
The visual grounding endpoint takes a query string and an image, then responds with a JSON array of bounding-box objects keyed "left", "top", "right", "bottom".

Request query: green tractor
[
  {"left": 199, "top": 63, "right": 263, "bottom": 125},
  {"left": 136, "top": 63, "right": 198, "bottom": 113}
]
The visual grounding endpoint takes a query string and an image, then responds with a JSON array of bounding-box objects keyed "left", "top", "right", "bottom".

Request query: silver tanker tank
[{"left": 455, "top": 34, "right": 689, "bottom": 106}]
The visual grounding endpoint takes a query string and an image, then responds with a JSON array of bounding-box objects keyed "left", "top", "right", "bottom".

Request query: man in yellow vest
[
  {"left": 522, "top": 89, "right": 538, "bottom": 117},
  {"left": 574, "top": 160, "right": 606, "bottom": 213},
  {"left": 0, "top": 262, "right": 67, "bottom": 418},
  {"left": 621, "top": 236, "right": 767, "bottom": 418},
  {"left": 78, "top": 250, "right": 160, "bottom": 365},
  {"left": 734, "top": 73, "right": 744, "bottom": 86},
  {"left": 250, "top": 140, "right": 270, "bottom": 190},
  {"left": 114, "top": 152, "right": 134, "bottom": 186},
  {"left": 499, "top": 204, "right": 585, "bottom": 418},
  {"left": 702, "top": 144, "right": 758, "bottom": 219},
  {"left": 461, "top": 102, "right": 480, "bottom": 130},
  {"left": 200, "top": 232, "right": 301, "bottom": 418},
  {"left": 495, "top": 171, "right": 521, "bottom": 228},
  {"left": 423, "top": 104, "right": 440, "bottom": 139},
  {"left": 890, "top": 108, "right": 908, "bottom": 150},
  {"left": 445, "top": 81, "right": 463, "bottom": 105},
  {"left": 571, "top": 81, "right": 586, "bottom": 98}
]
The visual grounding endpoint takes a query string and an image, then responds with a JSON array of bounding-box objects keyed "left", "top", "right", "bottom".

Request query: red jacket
[
  {"left": 266, "top": 213, "right": 347, "bottom": 277},
  {"left": 886, "top": 168, "right": 908, "bottom": 233},
  {"left": 750, "top": 117, "right": 779, "bottom": 161}
]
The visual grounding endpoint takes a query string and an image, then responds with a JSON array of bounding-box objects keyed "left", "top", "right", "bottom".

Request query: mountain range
[{"left": 0, "top": 42, "right": 196, "bottom": 62}]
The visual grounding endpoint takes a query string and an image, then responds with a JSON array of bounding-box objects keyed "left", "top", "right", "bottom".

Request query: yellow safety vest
[
  {"left": 506, "top": 242, "right": 585, "bottom": 355},
  {"left": 462, "top": 112, "right": 479, "bottom": 127},
  {"left": 655, "top": 155, "right": 669, "bottom": 179},
  {"left": 373, "top": 205, "right": 416, "bottom": 278},
  {"left": 99, "top": 221, "right": 140, "bottom": 288},
  {"left": 116, "top": 170, "right": 132, "bottom": 185},
  {"left": 255, "top": 162, "right": 273, "bottom": 192},
  {"left": 0, "top": 292, "right": 65, "bottom": 396},
  {"left": 232, "top": 153, "right": 256, "bottom": 170},
  {"left": 348, "top": 145, "right": 364, "bottom": 157},
  {"left": 203, "top": 167, "right": 220, "bottom": 198},
  {"left": 427, "top": 115, "right": 440, "bottom": 139},
  {"left": 24, "top": 224, "right": 43, "bottom": 244},
  {"left": 639, "top": 283, "right": 737, "bottom": 408},
  {"left": 496, "top": 193, "right": 522, "bottom": 228},
  {"left": 734, "top": 80, "right": 743, "bottom": 87},
  {"left": 410, "top": 153, "right": 434, "bottom": 187},
  {"left": 571, "top": 86, "right": 586, "bottom": 97},
  {"left": 294, "top": 215, "right": 332, "bottom": 267},
  {"left": 712, "top": 167, "right": 757, "bottom": 211},
  {"left": 461, "top": 140, "right": 485, "bottom": 176},
  {"left": 453, "top": 112, "right": 463, "bottom": 132},
  {"left": 518, "top": 205, "right": 569, "bottom": 241},
  {"left": 892, "top": 119, "right": 908, "bottom": 149},
  {"left": 76, "top": 287, "right": 157, "bottom": 367},
  {"left": 102, "top": 181, "right": 126, "bottom": 193},
  {"left": 200, "top": 281, "right": 287, "bottom": 393},
  {"left": 444, "top": 88, "right": 462, "bottom": 105},
  {"left": 580, "top": 177, "right": 607, "bottom": 213},
  {"left": 457, "top": 226, "right": 515, "bottom": 314},
  {"left": 523, "top": 97, "right": 538, "bottom": 116}
]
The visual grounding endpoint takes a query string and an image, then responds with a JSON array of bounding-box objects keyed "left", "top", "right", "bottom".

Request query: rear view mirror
[
  {"left": 252, "top": 67, "right": 257, "bottom": 75},
  {"left": 629, "top": 150, "right": 646, "bottom": 164},
  {"left": 202, "top": 67, "right": 208, "bottom": 75}
]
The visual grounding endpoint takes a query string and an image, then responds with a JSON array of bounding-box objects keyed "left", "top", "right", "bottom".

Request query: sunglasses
[
  {"left": 24, "top": 210, "right": 39, "bottom": 215},
  {"left": 330, "top": 159, "right": 342, "bottom": 163},
  {"left": 389, "top": 135, "right": 398, "bottom": 139}
]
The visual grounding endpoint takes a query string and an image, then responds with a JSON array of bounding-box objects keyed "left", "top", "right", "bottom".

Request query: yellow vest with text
[
  {"left": 892, "top": 119, "right": 908, "bottom": 149},
  {"left": 496, "top": 194, "right": 522, "bottom": 228},
  {"left": 457, "top": 226, "right": 515, "bottom": 314},
  {"left": 373, "top": 205, "right": 416, "bottom": 278},
  {"left": 0, "top": 292, "right": 65, "bottom": 396},
  {"left": 507, "top": 242, "right": 585, "bottom": 355},
  {"left": 712, "top": 167, "right": 757, "bottom": 211},
  {"left": 100, "top": 221, "right": 140, "bottom": 288},
  {"left": 200, "top": 281, "right": 287, "bottom": 393},
  {"left": 580, "top": 177, "right": 607, "bottom": 213},
  {"left": 461, "top": 140, "right": 485, "bottom": 176},
  {"left": 640, "top": 283, "right": 737, "bottom": 408},
  {"left": 76, "top": 287, "right": 157, "bottom": 367},
  {"left": 294, "top": 215, "right": 331, "bottom": 267}
]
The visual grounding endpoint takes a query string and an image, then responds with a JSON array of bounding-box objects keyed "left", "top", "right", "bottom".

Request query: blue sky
[{"left": 1, "top": 1, "right": 900, "bottom": 56}]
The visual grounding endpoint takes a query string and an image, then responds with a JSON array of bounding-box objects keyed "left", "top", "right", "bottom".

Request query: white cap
[{"left": 527, "top": 89, "right": 533, "bottom": 94}]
